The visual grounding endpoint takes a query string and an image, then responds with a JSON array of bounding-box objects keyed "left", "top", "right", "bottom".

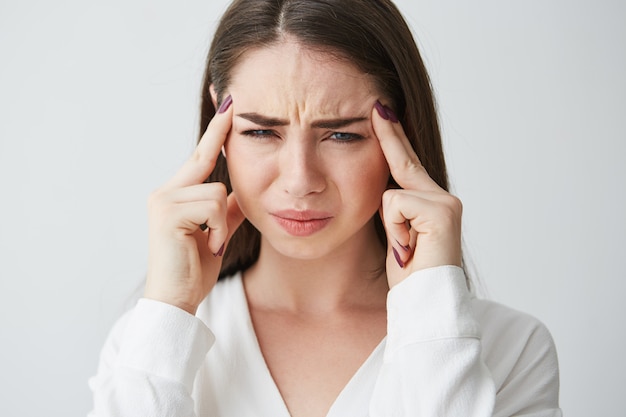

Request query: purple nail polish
[
  {"left": 392, "top": 247, "right": 404, "bottom": 268},
  {"left": 374, "top": 100, "right": 389, "bottom": 120},
  {"left": 395, "top": 239, "right": 411, "bottom": 251},
  {"left": 213, "top": 243, "right": 225, "bottom": 257},
  {"left": 384, "top": 105, "right": 399, "bottom": 123},
  {"left": 217, "top": 95, "right": 232, "bottom": 114}
]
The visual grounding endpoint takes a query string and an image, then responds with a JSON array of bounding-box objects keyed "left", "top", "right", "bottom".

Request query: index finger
[
  {"left": 165, "top": 95, "right": 233, "bottom": 189},
  {"left": 371, "top": 101, "right": 442, "bottom": 192}
]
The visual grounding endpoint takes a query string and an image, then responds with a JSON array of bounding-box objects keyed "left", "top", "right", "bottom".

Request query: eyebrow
[{"left": 236, "top": 112, "right": 368, "bottom": 129}]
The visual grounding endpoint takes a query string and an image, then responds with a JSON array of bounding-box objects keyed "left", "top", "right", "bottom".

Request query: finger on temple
[
  {"left": 165, "top": 102, "right": 233, "bottom": 189},
  {"left": 371, "top": 105, "right": 441, "bottom": 192}
]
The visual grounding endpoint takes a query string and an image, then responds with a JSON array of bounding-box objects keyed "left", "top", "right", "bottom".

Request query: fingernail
[
  {"left": 374, "top": 100, "right": 389, "bottom": 120},
  {"left": 384, "top": 105, "right": 399, "bottom": 123},
  {"left": 213, "top": 243, "right": 225, "bottom": 257},
  {"left": 392, "top": 247, "right": 404, "bottom": 268},
  {"left": 217, "top": 95, "right": 232, "bottom": 114},
  {"left": 395, "top": 239, "right": 410, "bottom": 251}
]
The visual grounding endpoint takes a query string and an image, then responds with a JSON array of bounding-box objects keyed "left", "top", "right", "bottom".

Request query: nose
[{"left": 279, "top": 138, "right": 326, "bottom": 198}]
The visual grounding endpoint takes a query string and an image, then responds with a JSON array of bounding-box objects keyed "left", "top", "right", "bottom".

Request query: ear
[{"left": 209, "top": 84, "right": 218, "bottom": 109}]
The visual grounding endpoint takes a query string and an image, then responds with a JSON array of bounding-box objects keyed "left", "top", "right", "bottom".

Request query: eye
[
  {"left": 242, "top": 129, "right": 276, "bottom": 138},
  {"left": 329, "top": 132, "right": 365, "bottom": 143}
]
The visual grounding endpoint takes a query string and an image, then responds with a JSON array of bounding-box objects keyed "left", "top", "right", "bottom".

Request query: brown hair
[{"left": 200, "top": 0, "right": 448, "bottom": 278}]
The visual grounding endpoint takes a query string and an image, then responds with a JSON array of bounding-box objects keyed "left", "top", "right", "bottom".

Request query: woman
[{"left": 89, "top": 0, "right": 561, "bottom": 416}]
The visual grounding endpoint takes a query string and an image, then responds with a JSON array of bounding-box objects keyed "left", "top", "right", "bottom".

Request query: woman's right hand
[{"left": 144, "top": 96, "right": 245, "bottom": 315}]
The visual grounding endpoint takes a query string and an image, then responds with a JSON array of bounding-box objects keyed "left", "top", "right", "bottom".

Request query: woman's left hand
[{"left": 372, "top": 101, "right": 463, "bottom": 288}]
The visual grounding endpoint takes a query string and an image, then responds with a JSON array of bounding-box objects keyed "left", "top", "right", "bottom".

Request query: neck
[{"left": 243, "top": 223, "right": 388, "bottom": 314}]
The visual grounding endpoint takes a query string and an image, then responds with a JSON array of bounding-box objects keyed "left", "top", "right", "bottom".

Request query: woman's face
[{"left": 223, "top": 40, "right": 390, "bottom": 260}]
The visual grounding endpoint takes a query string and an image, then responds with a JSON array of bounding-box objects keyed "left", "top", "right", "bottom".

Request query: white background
[{"left": 1, "top": 0, "right": 624, "bottom": 415}]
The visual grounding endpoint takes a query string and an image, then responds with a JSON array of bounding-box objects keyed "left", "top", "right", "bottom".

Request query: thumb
[{"left": 225, "top": 192, "right": 246, "bottom": 245}]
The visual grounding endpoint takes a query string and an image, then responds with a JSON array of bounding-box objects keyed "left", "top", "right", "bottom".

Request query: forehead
[{"left": 228, "top": 40, "right": 380, "bottom": 118}]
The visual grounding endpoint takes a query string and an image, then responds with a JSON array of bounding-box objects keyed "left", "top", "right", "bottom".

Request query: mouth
[{"left": 271, "top": 210, "right": 333, "bottom": 237}]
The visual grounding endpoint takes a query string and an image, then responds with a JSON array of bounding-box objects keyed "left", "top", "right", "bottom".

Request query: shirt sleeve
[
  {"left": 369, "top": 265, "right": 562, "bottom": 417},
  {"left": 478, "top": 299, "right": 562, "bottom": 417},
  {"left": 87, "top": 298, "right": 215, "bottom": 417}
]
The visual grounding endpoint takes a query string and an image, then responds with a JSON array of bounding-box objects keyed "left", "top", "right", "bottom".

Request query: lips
[{"left": 271, "top": 210, "right": 333, "bottom": 237}]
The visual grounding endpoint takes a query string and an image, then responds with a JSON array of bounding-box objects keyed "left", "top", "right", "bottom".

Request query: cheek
[
  {"left": 225, "top": 136, "right": 390, "bottom": 209},
  {"left": 330, "top": 146, "right": 389, "bottom": 207},
  {"left": 361, "top": 160, "right": 390, "bottom": 206},
  {"left": 224, "top": 139, "right": 275, "bottom": 205}
]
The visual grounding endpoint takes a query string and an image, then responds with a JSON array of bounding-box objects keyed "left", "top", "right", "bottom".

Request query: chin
[
  {"left": 258, "top": 229, "right": 345, "bottom": 261},
  {"left": 268, "top": 239, "right": 332, "bottom": 261}
]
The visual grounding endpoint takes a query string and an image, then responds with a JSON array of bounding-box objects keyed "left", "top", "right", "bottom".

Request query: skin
[
  {"left": 144, "top": 39, "right": 463, "bottom": 417},
  {"left": 225, "top": 41, "right": 391, "bottom": 292}
]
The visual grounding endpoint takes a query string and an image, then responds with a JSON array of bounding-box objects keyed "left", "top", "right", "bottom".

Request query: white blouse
[{"left": 88, "top": 266, "right": 562, "bottom": 416}]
